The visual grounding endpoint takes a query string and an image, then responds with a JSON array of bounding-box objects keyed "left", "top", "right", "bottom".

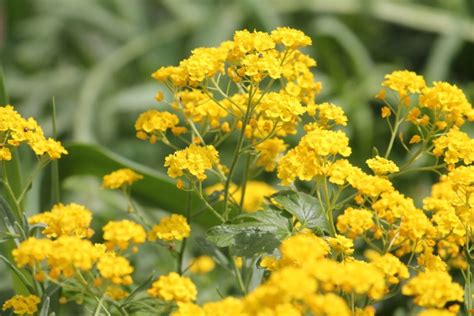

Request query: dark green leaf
[
  {"left": 38, "top": 297, "right": 50, "bottom": 316},
  {"left": 236, "top": 209, "right": 291, "bottom": 239},
  {"left": 272, "top": 190, "right": 329, "bottom": 233},
  {"left": 206, "top": 223, "right": 280, "bottom": 256}
]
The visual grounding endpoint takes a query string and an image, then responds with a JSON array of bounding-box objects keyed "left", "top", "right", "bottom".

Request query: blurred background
[{"left": 1, "top": 0, "right": 473, "bottom": 313}]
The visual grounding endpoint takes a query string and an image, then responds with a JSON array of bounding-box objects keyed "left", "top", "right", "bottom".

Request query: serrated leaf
[
  {"left": 232, "top": 230, "right": 280, "bottom": 256},
  {"left": 272, "top": 190, "right": 330, "bottom": 233},
  {"left": 236, "top": 209, "right": 291, "bottom": 239},
  {"left": 206, "top": 223, "right": 281, "bottom": 256}
]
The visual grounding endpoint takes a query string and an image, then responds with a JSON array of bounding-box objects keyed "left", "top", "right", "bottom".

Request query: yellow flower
[
  {"left": 102, "top": 168, "right": 143, "bottom": 190},
  {"left": 12, "top": 237, "right": 53, "bottom": 267},
  {"left": 255, "top": 138, "right": 287, "bottom": 172},
  {"left": 135, "top": 110, "right": 180, "bottom": 143},
  {"left": 271, "top": 27, "right": 312, "bottom": 48},
  {"left": 336, "top": 207, "right": 375, "bottom": 239},
  {"left": 203, "top": 297, "right": 246, "bottom": 316},
  {"left": 148, "top": 214, "right": 190, "bottom": 241},
  {"left": 47, "top": 236, "right": 101, "bottom": 278},
  {"left": 382, "top": 70, "right": 426, "bottom": 97},
  {"left": 2, "top": 295, "right": 40, "bottom": 315},
  {"left": 172, "top": 303, "right": 205, "bottom": 316},
  {"left": 259, "top": 256, "right": 278, "bottom": 271},
  {"left": 417, "top": 309, "right": 457, "bottom": 316},
  {"left": 0, "top": 105, "right": 67, "bottom": 160},
  {"left": 305, "top": 293, "right": 351, "bottom": 316},
  {"left": 28, "top": 203, "right": 94, "bottom": 238},
  {"left": 97, "top": 252, "right": 134, "bottom": 285},
  {"left": 313, "top": 102, "right": 348, "bottom": 127},
  {"left": 189, "top": 255, "right": 215, "bottom": 274},
  {"left": 105, "top": 286, "right": 129, "bottom": 300},
  {"left": 279, "top": 232, "right": 330, "bottom": 268},
  {"left": 402, "top": 270, "right": 464, "bottom": 308},
  {"left": 366, "top": 251, "right": 409, "bottom": 284},
  {"left": 420, "top": 81, "right": 474, "bottom": 127},
  {"left": 409, "top": 135, "right": 422, "bottom": 144},
  {"left": 148, "top": 272, "right": 197, "bottom": 303},
  {"left": 327, "top": 235, "right": 354, "bottom": 255},
  {"left": 432, "top": 126, "right": 474, "bottom": 166},
  {"left": 164, "top": 144, "right": 219, "bottom": 181},
  {"left": 237, "top": 181, "right": 277, "bottom": 213},
  {"left": 366, "top": 156, "right": 399, "bottom": 175},
  {"left": 103, "top": 220, "right": 146, "bottom": 250}
]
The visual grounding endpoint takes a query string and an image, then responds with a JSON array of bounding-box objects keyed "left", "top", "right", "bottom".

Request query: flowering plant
[{"left": 1, "top": 27, "right": 473, "bottom": 315}]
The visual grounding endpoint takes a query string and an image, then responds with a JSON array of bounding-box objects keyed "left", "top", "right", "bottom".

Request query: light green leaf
[{"left": 271, "top": 190, "right": 330, "bottom": 233}]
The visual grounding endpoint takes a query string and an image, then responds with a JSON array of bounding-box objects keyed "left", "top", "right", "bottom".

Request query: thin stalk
[
  {"left": 177, "top": 190, "right": 192, "bottom": 274},
  {"left": 222, "top": 86, "right": 254, "bottom": 220},
  {"left": 384, "top": 104, "right": 402, "bottom": 158},
  {"left": 239, "top": 151, "right": 253, "bottom": 211}
]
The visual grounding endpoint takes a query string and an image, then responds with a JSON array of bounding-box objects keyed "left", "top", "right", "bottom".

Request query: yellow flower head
[
  {"left": 103, "top": 220, "right": 146, "bottom": 250},
  {"left": 148, "top": 214, "right": 190, "bottom": 241},
  {"left": 327, "top": 234, "right": 354, "bottom": 255},
  {"left": 47, "top": 236, "right": 101, "bottom": 278},
  {"left": 164, "top": 144, "right": 219, "bottom": 181},
  {"left": 402, "top": 270, "right": 464, "bottom": 308},
  {"left": 12, "top": 237, "right": 53, "bottom": 267},
  {"left": 135, "top": 110, "right": 180, "bottom": 143},
  {"left": 255, "top": 138, "right": 287, "bottom": 172},
  {"left": 271, "top": 27, "right": 312, "bottom": 48},
  {"left": 97, "top": 252, "right": 134, "bottom": 285},
  {"left": 2, "top": 295, "right": 40, "bottom": 315},
  {"left": 420, "top": 81, "right": 474, "bottom": 127},
  {"left": 432, "top": 126, "right": 474, "bottom": 166},
  {"left": 234, "top": 181, "right": 277, "bottom": 213},
  {"left": 279, "top": 232, "right": 330, "bottom": 268},
  {"left": 148, "top": 272, "right": 197, "bottom": 303},
  {"left": 366, "top": 250, "right": 409, "bottom": 284},
  {"left": 382, "top": 70, "right": 426, "bottom": 97},
  {"left": 366, "top": 156, "right": 399, "bottom": 175},
  {"left": 0, "top": 105, "right": 67, "bottom": 160},
  {"left": 189, "top": 255, "right": 215, "bottom": 274},
  {"left": 28, "top": 203, "right": 94, "bottom": 239},
  {"left": 336, "top": 207, "right": 375, "bottom": 239},
  {"left": 102, "top": 168, "right": 143, "bottom": 190}
]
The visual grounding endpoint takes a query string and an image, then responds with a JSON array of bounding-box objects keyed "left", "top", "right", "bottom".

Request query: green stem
[
  {"left": 239, "top": 152, "right": 252, "bottom": 211},
  {"left": 232, "top": 258, "right": 246, "bottom": 294},
  {"left": 177, "top": 190, "right": 192, "bottom": 274},
  {"left": 222, "top": 86, "right": 254, "bottom": 220},
  {"left": 384, "top": 105, "right": 402, "bottom": 159}
]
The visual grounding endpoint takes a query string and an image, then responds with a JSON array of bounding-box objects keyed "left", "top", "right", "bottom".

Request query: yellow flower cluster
[
  {"left": 432, "top": 126, "right": 474, "bottom": 166},
  {"left": 336, "top": 207, "right": 375, "bottom": 238},
  {"left": 165, "top": 144, "right": 219, "bottom": 181},
  {"left": 2, "top": 295, "right": 40, "bottom": 315},
  {"left": 28, "top": 203, "right": 94, "bottom": 238},
  {"left": 189, "top": 255, "right": 215, "bottom": 274},
  {"left": 277, "top": 127, "right": 351, "bottom": 184},
  {"left": 402, "top": 270, "right": 464, "bottom": 309},
  {"left": 366, "top": 156, "right": 399, "bottom": 175},
  {"left": 255, "top": 138, "right": 287, "bottom": 172},
  {"left": 102, "top": 168, "right": 143, "bottom": 189},
  {"left": 148, "top": 214, "right": 190, "bottom": 241},
  {"left": 97, "top": 252, "right": 134, "bottom": 285},
  {"left": 0, "top": 104, "right": 67, "bottom": 160},
  {"left": 135, "top": 110, "right": 180, "bottom": 143},
  {"left": 103, "top": 220, "right": 146, "bottom": 250},
  {"left": 307, "top": 102, "right": 348, "bottom": 127},
  {"left": 382, "top": 70, "right": 426, "bottom": 97},
  {"left": 148, "top": 272, "right": 197, "bottom": 303}
]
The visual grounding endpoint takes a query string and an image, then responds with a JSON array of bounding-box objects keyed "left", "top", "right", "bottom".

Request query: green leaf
[
  {"left": 271, "top": 190, "right": 330, "bottom": 234},
  {"left": 57, "top": 143, "right": 216, "bottom": 227},
  {"left": 236, "top": 209, "right": 291, "bottom": 239},
  {"left": 38, "top": 297, "right": 50, "bottom": 316},
  {"left": 206, "top": 223, "right": 280, "bottom": 256},
  {"left": 0, "top": 65, "right": 9, "bottom": 104}
]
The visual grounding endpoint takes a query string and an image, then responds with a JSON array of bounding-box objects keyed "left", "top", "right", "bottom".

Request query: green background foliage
[{"left": 1, "top": 0, "right": 473, "bottom": 314}]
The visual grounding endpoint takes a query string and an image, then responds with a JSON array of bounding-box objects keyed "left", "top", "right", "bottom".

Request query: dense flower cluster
[
  {"left": 3, "top": 27, "right": 474, "bottom": 316},
  {"left": 148, "top": 214, "right": 191, "bottom": 241},
  {"left": 148, "top": 272, "right": 197, "bottom": 303},
  {"left": 28, "top": 203, "right": 94, "bottom": 238},
  {"left": 102, "top": 168, "right": 143, "bottom": 189},
  {"left": 2, "top": 295, "right": 40, "bottom": 315},
  {"left": 0, "top": 105, "right": 67, "bottom": 160}
]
